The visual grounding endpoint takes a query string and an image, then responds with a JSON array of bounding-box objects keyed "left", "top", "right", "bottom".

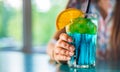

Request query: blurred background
[
  {"left": 0, "top": 0, "right": 69, "bottom": 72},
  {"left": 0, "top": 0, "right": 68, "bottom": 52}
]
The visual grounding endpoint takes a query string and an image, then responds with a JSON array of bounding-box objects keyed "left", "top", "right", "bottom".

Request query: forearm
[{"left": 47, "top": 41, "right": 55, "bottom": 60}]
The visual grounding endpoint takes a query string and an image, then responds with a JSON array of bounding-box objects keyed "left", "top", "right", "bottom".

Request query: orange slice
[{"left": 56, "top": 8, "right": 84, "bottom": 30}]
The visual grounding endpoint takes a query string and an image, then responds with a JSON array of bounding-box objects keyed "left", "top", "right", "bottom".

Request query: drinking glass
[{"left": 66, "top": 13, "right": 98, "bottom": 68}]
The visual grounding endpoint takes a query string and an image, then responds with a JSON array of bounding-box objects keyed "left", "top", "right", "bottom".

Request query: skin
[
  {"left": 47, "top": 0, "right": 111, "bottom": 63},
  {"left": 54, "top": 33, "right": 74, "bottom": 61},
  {"left": 47, "top": 32, "right": 74, "bottom": 62}
]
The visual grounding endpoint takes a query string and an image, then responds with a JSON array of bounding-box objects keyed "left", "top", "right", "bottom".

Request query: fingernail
[
  {"left": 68, "top": 38, "right": 72, "bottom": 42},
  {"left": 67, "top": 57, "right": 71, "bottom": 60},
  {"left": 70, "top": 46, "right": 75, "bottom": 51},
  {"left": 69, "top": 52, "right": 74, "bottom": 56}
]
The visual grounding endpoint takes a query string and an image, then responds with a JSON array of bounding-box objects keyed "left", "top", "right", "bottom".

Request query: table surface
[{"left": 0, "top": 51, "right": 120, "bottom": 72}]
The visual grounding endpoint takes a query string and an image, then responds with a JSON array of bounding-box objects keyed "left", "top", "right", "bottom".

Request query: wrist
[{"left": 49, "top": 39, "right": 57, "bottom": 60}]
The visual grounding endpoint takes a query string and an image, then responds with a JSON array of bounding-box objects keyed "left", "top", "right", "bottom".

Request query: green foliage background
[{"left": 0, "top": 0, "right": 68, "bottom": 47}]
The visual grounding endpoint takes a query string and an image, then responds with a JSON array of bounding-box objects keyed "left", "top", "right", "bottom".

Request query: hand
[{"left": 53, "top": 33, "right": 75, "bottom": 62}]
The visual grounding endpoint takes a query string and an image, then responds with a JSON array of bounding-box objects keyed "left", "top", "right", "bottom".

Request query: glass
[
  {"left": 66, "top": 13, "right": 98, "bottom": 68},
  {"left": 0, "top": 0, "right": 23, "bottom": 49},
  {"left": 32, "top": 0, "right": 69, "bottom": 50},
  {"left": 70, "top": 67, "right": 96, "bottom": 72}
]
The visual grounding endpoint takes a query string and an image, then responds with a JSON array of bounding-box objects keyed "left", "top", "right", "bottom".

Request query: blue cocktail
[{"left": 66, "top": 15, "right": 97, "bottom": 68}]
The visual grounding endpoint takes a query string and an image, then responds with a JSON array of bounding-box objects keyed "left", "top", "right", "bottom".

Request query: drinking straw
[{"left": 85, "top": 0, "right": 91, "bottom": 18}]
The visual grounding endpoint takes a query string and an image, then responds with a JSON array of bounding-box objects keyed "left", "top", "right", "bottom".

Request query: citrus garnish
[{"left": 56, "top": 8, "right": 84, "bottom": 30}]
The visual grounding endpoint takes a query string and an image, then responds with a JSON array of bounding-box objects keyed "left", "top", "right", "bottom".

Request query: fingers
[
  {"left": 54, "top": 46, "right": 74, "bottom": 61},
  {"left": 59, "top": 33, "right": 73, "bottom": 42},
  {"left": 55, "top": 47, "right": 74, "bottom": 56},
  {"left": 53, "top": 33, "right": 75, "bottom": 62},
  {"left": 56, "top": 40, "right": 75, "bottom": 51},
  {"left": 55, "top": 54, "right": 71, "bottom": 61}
]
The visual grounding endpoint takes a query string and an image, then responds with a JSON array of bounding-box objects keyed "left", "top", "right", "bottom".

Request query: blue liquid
[
  {"left": 68, "top": 33, "right": 97, "bottom": 67},
  {"left": 70, "top": 68, "right": 96, "bottom": 72}
]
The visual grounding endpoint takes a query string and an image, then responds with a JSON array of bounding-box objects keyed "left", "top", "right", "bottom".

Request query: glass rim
[{"left": 84, "top": 13, "right": 98, "bottom": 18}]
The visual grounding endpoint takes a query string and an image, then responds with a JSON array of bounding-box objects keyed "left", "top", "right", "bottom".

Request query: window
[
  {"left": 32, "top": 0, "right": 68, "bottom": 50},
  {"left": 0, "top": 0, "right": 69, "bottom": 52},
  {"left": 0, "top": 0, "right": 23, "bottom": 50}
]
